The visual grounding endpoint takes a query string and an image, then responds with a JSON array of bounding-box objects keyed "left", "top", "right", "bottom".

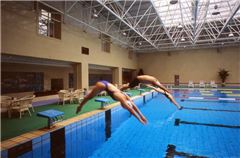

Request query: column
[
  {"left": 73, "top": 62, "right": 89, "bottom": 89},
  {"left": 112, "top": 67, "right": 122, "bottom": 85}
]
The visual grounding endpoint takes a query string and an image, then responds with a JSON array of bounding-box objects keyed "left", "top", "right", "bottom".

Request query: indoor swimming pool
[
  {"left": 1, "top": 89, "right": 240, "bottom": 158},
  {"left": 90, "top": 89, "right": 240, "bottom": 158}
]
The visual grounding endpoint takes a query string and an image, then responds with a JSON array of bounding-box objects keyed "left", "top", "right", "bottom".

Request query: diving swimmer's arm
[
  {"left": 157, "top": 83, "right": 171, "bottom": 93},
  {"left": 145, "top": 85, "right": 182, "bottom": 110}
]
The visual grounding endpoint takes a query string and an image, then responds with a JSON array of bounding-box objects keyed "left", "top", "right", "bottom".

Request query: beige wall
[
  {"left": 2, "top": 2, "right": 240, "bottom": 88},
  {"left": 1, "top": 2, "right": 138, "bottom": 88},
  {"left": 138, "top": 47, "right": 240, "bottom": 84}
]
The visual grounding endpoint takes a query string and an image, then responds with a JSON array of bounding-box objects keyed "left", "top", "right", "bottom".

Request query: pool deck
[{"left": 0, "top": 91, "right": 150, "bottom": 152}]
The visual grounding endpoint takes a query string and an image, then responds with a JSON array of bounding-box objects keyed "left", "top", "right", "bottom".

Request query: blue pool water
[{"left": 90, "top": 90, "right": 240, "bottom": 158}]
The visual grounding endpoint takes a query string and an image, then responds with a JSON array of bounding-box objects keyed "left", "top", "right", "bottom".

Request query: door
[
  {"left": 174, "top": 75, "right": 179, "bottom": 86},
  {"left": 51, "top": 78, "right": 63, "bottom": 91}
]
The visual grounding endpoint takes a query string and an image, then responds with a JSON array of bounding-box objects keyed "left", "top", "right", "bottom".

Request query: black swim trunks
[{"left": 129, "top": 78, "right": 140, "bottom": 88}]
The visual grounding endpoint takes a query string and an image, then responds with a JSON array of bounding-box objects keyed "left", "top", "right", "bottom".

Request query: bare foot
[
  {"left": 142, "top": 116, "right": 148, "bottom": 123},
  {"left": 141, "top": 117, "right": 148, "bottom": 125},
  {"left": 178, "top": 106, "right": 183, "bottom": 110},
  {"left": 140, "top": 119, "right": 147, "bottom": 125}
]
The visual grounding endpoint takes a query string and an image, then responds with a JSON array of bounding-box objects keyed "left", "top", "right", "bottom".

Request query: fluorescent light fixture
[
  {"left": 212, "top": 11, "right": 220, "bottom": 15},
  {"left": 177, "top": 24, "right": 183, "bottom": 29},
  {"left": 170, "top": 0, "right": 178, "bottom": 5},
  {"left": 228, "top": 33, "right": 234, "bottom": 37},
  {"left": 93, "top": 9, "right": 98, "bottom": 18},
  {"left": 212, "top": 4, "right": 220, "bottom": 15},
  {"left": 93, "top": 13, "right": 98, "bottom": 18}
]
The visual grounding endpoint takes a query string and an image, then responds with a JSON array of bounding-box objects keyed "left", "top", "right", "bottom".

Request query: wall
[
  {"left": 138, "top": 47, "right": 240, "bottom": 84},
  {"left": 1, "top": 2, "right": 138, "bottom": 88}
]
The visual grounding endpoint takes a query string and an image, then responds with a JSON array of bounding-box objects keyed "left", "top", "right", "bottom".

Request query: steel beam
[
  {"left": 215, "top": 0, "right": 240, "bottom": 42},
  {"left": 96, "top": 0, "right": 158, "bottom": 49},
  {"left": 39, "top": 1, "right": 137, "bottom": 50},
  {"left": 150, "top": 0, "right": 176, "bottom": 47}
]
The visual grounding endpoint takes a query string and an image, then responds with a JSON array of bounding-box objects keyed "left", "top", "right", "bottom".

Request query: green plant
[{"left": 218, "top": 69, "right": 229, "bottom": 86}]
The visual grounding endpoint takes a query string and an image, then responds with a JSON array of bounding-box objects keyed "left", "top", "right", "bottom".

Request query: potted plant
[{"left": 218, "top": 69, "right": 230, "bottom": 87}]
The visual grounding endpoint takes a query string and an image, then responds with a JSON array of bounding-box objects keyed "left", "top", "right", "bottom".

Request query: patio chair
[
  {"left": 11, "top": 97, "right": 32, "bottom": 118},
  {"left": 199, "top": 80, "right": 205, "bottom": 88},
  {"left": 98, "top": 91, "right": 107, "bottom": 96},
  {"left": 22, "top": 95, "right": 36, "bottom": 112},
  {"left": 72, "top": 89, "right": 84, "bottom": 103},
  {"left": 1, "top": 96, "right": 13, "bottom": 117},
  {"left": 210, "top": 80, "right": 217, "bottom": 88},
  {"left": 58, "top": 90, "right": 71, "bottom": 105},
  {"left": 188, "top": 80, "right": 194, "bottom": 88}
]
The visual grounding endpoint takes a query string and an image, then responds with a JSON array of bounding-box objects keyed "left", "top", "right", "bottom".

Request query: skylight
[{"left": 151, "top": 0, "right": 240, "bottom": 28}]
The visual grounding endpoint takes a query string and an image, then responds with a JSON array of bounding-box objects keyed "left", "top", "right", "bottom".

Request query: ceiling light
[
  {"left": 92, "top": 9, "right": 98, "bottom": 18},
  {"left": 212, "top": 4, "right": 220, "bottom": 15},
  {"left": 93, "top": 13, "right": 98, "bottom": 18},
  {"left": 122, "top": 32, "right": 127, "bottom": 36},
  {"left": 181, "top": 37, "right": 185, "bottom": 41},
  {"left": 228, "top": 33, "right": 234, "bottom": 37},
  {"left": 212, "top": 11, "right": 220, "bottom": 15},
  {"left": 177, "top": 24, "right": 183, "bottom": 29},
  {"left": 139, "top": 42, "right": 142, "bottom": 45},
  {"left": 170, "top": 0, "right": 178, "bottom": 5}
]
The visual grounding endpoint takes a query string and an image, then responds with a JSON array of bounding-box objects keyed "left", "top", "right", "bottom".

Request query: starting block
[
  {"left": 95, "top": 98, "right": 110, "bottom": 108},
  {"left": 37, "top": 109, "right": 64, "bottom": 128},
  {"left": 138, "top": 89, "right": 145, "bottom": 95}
]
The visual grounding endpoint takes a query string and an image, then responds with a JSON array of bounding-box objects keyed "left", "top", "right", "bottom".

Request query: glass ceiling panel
[{"left": 152, "top": 0, "right": 240, "bottom": 27}]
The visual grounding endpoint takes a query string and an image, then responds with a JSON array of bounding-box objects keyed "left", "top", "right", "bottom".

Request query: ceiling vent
[
  {"left": 170, "top": 0, "right": 178, "bottom": 5},
  {"left": 212, "top": 5, "right": 220, "bottom": 15}
]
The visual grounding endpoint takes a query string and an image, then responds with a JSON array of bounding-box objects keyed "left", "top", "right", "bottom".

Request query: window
[
  {"left": 68, "top": 73, "right": 74, "bottom": 88},
  {"left": 81, "top": 47, "right": 89, "bottom": 55},
  {"left": 101, "top": 34, "right": 111, "bottom": 53},
  {"left": 1, "top": 72, "right": 44, "bottom": 94},
  {"left": 38, "top": 4, "right": 61, "bottom": 39}
]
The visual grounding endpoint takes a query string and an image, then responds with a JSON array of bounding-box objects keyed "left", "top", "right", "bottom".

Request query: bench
[
  {"left": 37, "top": 109, "right": 64, "bottom": 128},
  {"left": 95, "top": 98, "right": 110, "bottom": 108}
]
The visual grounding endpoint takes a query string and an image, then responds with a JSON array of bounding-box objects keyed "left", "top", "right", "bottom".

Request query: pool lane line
[
  {"left": 180, "top": 98, "right": 240, "bottom": 103},
  {"left": 174, "top": 119, "right": 240, "bottom": 129},
  {"left": 105, "top": 109, "right": 111, "bottom": 140},
  {"left": 165, "top": 144, "right": 208, "bottom": 158},
  {"left": 182, "top": 107, "right": 240, "bottom": 113}
]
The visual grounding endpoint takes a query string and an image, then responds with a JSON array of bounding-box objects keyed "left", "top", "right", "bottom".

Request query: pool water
[{"left": 90, "top": 90, "right": 240, "bottom": 158}]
